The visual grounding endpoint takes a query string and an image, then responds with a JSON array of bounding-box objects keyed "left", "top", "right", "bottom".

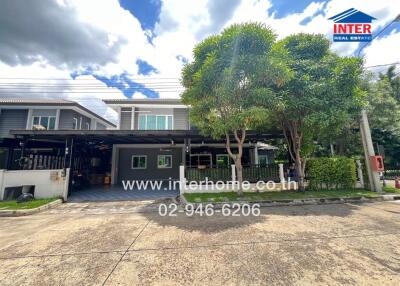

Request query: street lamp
[{"left": 357, "top": 14, "right": 400, "bottom": 192}]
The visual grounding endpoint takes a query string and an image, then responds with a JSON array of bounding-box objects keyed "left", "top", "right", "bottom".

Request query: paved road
[{"left": 0, "top": 200, "right": 399, "bottom": 285}]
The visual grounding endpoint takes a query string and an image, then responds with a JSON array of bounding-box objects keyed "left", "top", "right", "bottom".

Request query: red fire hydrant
[{"left": 395, "top": 177, "right": 400, "bottom": 189}]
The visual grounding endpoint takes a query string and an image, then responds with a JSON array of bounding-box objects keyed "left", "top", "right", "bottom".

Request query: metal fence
[
  {"left": 242, "top": 164, "right": 280, "bottom": 182},
  {"left": 384, "top": 169, "right": 400, "bottom": 180},
  {"left": 186, "top": 164, "right": 280, "bottom": 183},
  {"left": 19, "top": 154, "right": 65, "bottom": 170},
  {"left": 186, "top": 166, "right": 231, "bottom": 182}
]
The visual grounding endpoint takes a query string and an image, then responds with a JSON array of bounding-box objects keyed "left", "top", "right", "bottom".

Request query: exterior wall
[
  {"left": 32, "top": 109, "right": 57, "bottom": 117},
  {"left": 0, "top": 109, "right": 28, "bottom": 138},
  {"left": 0, "top": 169, "right": 69, "bottom": 201},
  {"left": 117, "top": 147, "right": 183, "bottom": 183},
  {"left": 59, "top": 109, "right": 91, "bottom": 130},
  {"left": 96, "top": 122, "right": 107, "bottom": 130},
  {"left": 120, "top": 107, "right": 132, "bottom": 129},
  {"left": 173, "top": 108, "right": 189, "bottom": 130}
]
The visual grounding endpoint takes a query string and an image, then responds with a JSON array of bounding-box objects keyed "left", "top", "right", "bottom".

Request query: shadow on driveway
[{"left": 141, "top": 201, "right": 360, "bottom": 234}]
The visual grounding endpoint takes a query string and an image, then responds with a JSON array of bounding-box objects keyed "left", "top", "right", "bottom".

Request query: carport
[{"left": 10, "top": 129, "right": 282, "bottom": 201}]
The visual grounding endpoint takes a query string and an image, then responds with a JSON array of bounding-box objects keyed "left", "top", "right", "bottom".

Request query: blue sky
[
  {"left": 0, "top": 0, "right": 399, "bottom": 122},
  {"left": 270, "top": 0, "right": 325, "bottom": 17},
  {"left": 119, "top": 0, "right": 162, "bottom": 31},
  {"left": 87, "top": 0, "right": 400, "bottom": 101}
]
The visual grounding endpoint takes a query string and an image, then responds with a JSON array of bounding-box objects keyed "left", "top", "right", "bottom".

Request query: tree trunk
[
  {"left": 225, "top": 130, "right": 246, "bottom": 196},
  {"left": 235, "top": 157, "right": 243, "bottom": 196},
  {"left": 281, "top": 119, "right": 305, "bottom": 192},
  {"left": 294, "top": 144, "right": 305, "bottom": 192}
]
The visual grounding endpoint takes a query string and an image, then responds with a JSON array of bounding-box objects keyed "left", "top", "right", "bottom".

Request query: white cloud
[
  {"left": 363, "top": 30, "right": 400, "bottom": 70},
  {"left": 0, "top": 63, "right": 122, "bottom": 123}
]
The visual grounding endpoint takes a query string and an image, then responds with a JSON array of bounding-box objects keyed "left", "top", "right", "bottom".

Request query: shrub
[{"left": 307, "top": 157, "right": 356, "bottom": 190}]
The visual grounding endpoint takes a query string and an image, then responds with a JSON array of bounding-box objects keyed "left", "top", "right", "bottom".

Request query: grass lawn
[
  {"left": 184, "top": 189, "right": 383, "bottom": 203},
  {"left": 0, "top": 198, "right": 58, "bottom": 210},
  {"left": 383, "top": 186, "right": 400, "bottom": 193}
]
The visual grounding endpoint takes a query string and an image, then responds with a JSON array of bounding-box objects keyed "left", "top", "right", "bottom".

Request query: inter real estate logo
[{"left": 328, "top": 8, "right": 376, "bottom": 42}]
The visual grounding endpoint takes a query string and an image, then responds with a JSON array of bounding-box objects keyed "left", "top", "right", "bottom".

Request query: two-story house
[
  {"left": 104, "top": 98, "right": 190, "bottom": 184},
  {"left": 103, "top": 98, "right": 276, "bottom": 185},
  {"left": 0, "top": 98, "right": 115, "bottom": 169}
]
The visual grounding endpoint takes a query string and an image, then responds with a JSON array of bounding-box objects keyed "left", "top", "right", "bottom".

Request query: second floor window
[
  {"left": 32, "top": 116, "right": 56, "bottom": 130},
  {"left": 138, "top": 115, "right": 173, "bottom": 130}
]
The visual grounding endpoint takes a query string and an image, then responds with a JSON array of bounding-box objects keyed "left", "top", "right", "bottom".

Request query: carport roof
[{"left": 10, "top": 129, "right": 283, "bottom": 144}]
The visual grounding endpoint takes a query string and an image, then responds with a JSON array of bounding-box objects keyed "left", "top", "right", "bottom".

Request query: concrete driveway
[
  {"left": 68, "top": 185, "right": 179, "bottom": 202},
  {"left": 0, "top": 200, "right": 399, "bottom": 285}
]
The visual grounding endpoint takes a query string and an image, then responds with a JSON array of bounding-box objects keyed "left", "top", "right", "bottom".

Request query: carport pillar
[
  {"left": 64, "top": 137, "right": 74, "bottom": 196},
  {"left": 111, "top": 145, "right": 118, "bottom": 185},
  {"left": 179, "top": 165, "right": 186, "bottom": 194},
  {"left": 63, "top": 137, "right": 74, "bottom": 170},
  {"left": 254, "top": 145, "right": 259, "bottom": 165},
  {"left": 6, "top": 146, "right": 14, "bottom": 170},
  {"left": 182, "top": 139, "right": 187, "bottom": 166}
]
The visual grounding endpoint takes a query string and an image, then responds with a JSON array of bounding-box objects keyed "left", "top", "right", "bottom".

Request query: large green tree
[
  {"left": 181, "top": 23, "right": 289, "bottom": 194},
  {"left": 379, "top": 65, "right": 400, "bottom": 101},
  {"left": 366, "top": 70, "right": 400, "bottom": 167},
  {"left": 266, "top": 34, "right": 364, "bottom": 191}
]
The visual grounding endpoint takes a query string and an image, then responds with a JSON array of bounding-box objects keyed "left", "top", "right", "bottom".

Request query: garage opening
[{"left": 70, "top": 142, "right": 113, "bottom": 195}]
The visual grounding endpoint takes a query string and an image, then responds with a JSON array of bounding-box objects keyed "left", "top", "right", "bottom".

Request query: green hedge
[{"left": 307, "top": 157, "right": 356, "bottom": 190}]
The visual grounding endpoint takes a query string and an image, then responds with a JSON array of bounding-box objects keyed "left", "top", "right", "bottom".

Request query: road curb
[
  {"left": 180, "top": 194, "right": 400, "bottom": 208},
  {"left": 0, "top": 199, "right": 63, "bottom": 217}
]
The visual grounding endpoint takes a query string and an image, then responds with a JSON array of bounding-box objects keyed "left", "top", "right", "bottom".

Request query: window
[
  {"left": 258, "top": 155, "right": 269, "bottom": 166},
  {"left": 131, "top": 155, "right": 147, "bottom": 169},
  {"left": 216, "top": 154, "right": 230, "bottom": 167},
  {"left": 138, "top": 114, "right": 173, "bottom": 130},
  {"left": 190, "top": 154, "right": 212, "bottom": 167},
  {"left": 85, "top": 122, "right": 90, "bottom": 130},
  {"left": 72, "top": 118, "right": 78, "bottom": 130},
  {"left": 32, "top": 116, "right": 56, "bottom": 130},
  {"left": 158, "top": 155, "right": 172, "bottom": 168}
]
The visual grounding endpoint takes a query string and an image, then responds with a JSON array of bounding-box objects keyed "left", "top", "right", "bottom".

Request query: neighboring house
[
  {"left": 0, "top": 98, "right": 116, "bottom": 169},
  {"left": 0, "top": 98, "right": 115, "bottom": 137}
]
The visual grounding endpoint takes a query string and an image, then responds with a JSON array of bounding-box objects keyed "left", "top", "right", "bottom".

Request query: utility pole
[{"left": 359, "top": 110, "right": 381, "bottom": 192}]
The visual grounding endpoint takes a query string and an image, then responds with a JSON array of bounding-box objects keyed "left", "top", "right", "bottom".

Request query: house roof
[
  {"left": 328, "top": 8, "right": 376, "bottom": 23},
  {"left": 103, "top": 98, "right": 185, "bottom": 105},
  {"left": 0, "top": 98, "right": 116, "bottom": 127}
]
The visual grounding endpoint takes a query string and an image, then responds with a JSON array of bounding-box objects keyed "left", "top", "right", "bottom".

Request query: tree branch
[{"left": 225, "top": 133, "right": 236, "bottom": 160}]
